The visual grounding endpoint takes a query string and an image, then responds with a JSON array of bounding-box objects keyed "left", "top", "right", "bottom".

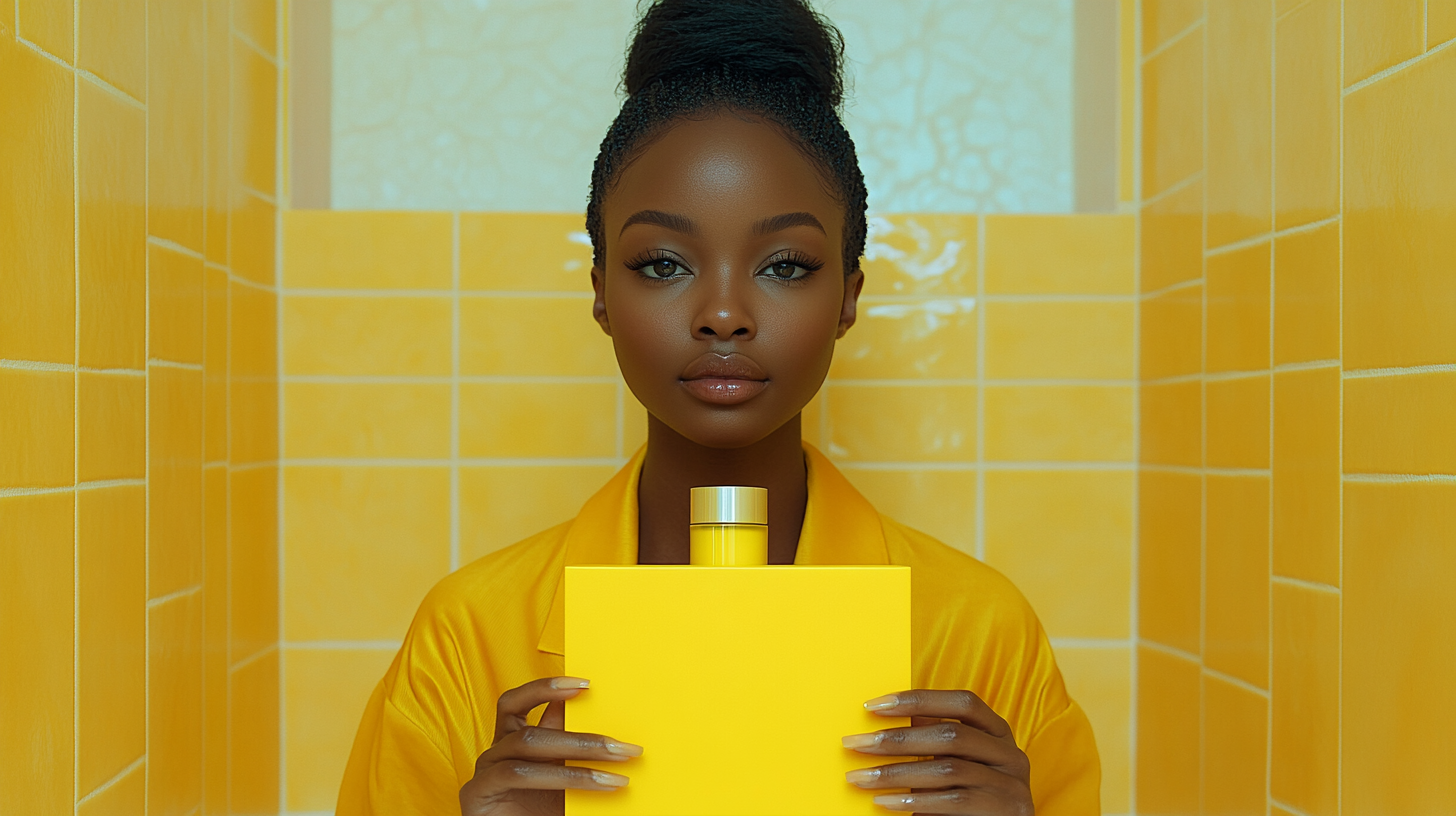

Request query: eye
[
  {"left": 764, "top": 261, "right": 810, "bottom": 280},
  {"left": 757, "top": 251, "right": 823, "bottom": 282},
  {"left": 640, "top": 258, "right": 683, "bottom": 279}
]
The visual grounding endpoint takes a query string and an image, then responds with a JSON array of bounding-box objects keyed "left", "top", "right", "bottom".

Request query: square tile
[
  {"left": 230, "top": 281, "right": 277, "bottom": 379},
  {"left": 232, "top": 39, "right": 275, "bottom": 196},
  {"left": 203, "top": 0, "right": 230, "bottom": 266},
  {"left": 147, "top": 0, "right": 204, "bottom": 251},
  {"left": 78, "top": 0, "right": 145, "bottom": 99},
  {"left": 827, "top": 385, "right": 977, "bottom": 463},
  {"left": 1272, "top": 582, "right": 1339, "bottom": 816},
  {"left": 1273, "top": 222, "right": 1340, "bottom": 364},
  {"left": 1204, "top": 475, "right": 1270, "bottom": 687},
  {"left": 147, "top": 591, "right": 203, "bottom": 814},
  {"left": 149, "top": 244, "right": 205, "bottom": 365},
  {"left": 230, "top": 648, "right": 280, "bottom": 816},
  {"left": 460, "top": 465, "right": 619, "bottom": 563},
  {"left": 230, "top": 192, "right": 275, "bottom": 286},
  {"left": 284, "top": 648, "right": 397, "bottom": 811},
  {"left": 459, "top": 382, "right": 619, "bottom": 459},
  {"left": 284, "top": 381, "right": 452, "bottom": 459},
  {"left": 283, "top": 295, "right": 452, "bottom": 376},
  {"left": 1344, "top": 372, "right": 1456, "bottom": 475},
  {"left": 284, "top": 210, "right": 453, "bottom": 290},
  {"left": 229, "top": 377, "right": 279, "bottom": 465},
  {"left": 1275, "top": 0, "right": 1341, "bottom": 228},
  {"left": 230, "top": 467, "right": 278, "bottom": 664},
  {"left": 204, "top": 267, "right": 228, "bottom": 463},
  {"left": 460, "top": 212, "right": 596, "bottom": 292},
  {"left": 1206, "top": 374, "right": 1270, "bottom": 469},
  {"left": 1139, "top": 471, "right": 1202, "bottom": 654},
  {"left": 983, "top": 215, "right": 1135, "bottom": 294},
  {"left": 1143, "top": 0, "right": 1204, "bottom": 54},
  {"left": 1207, "top": 242, "right": 1271, "bottom": 373},
  {"left": 1202, "top": 674, "right": 1267, "bottom": 815},
  {"left": 0, "top": 369, "right": 74, "bottom": 488},
  {"left": 1140, "top": 180, "right": 1203, "bottom": 293},
  {"left": 1272, "top": 367, "right": 1339, "bottom": 585},
  {"left": 1140, "top": 380, "right": 1201, "bottom": 467},
  {"left": 78, "top": 372, "right": 146, "bottom": 482},
  {"left": 858, "top": 214, "right": 977, "bottom": 296},
  {"left": 1432, "top": 0, "right": 1456, "bottom": 47},
  {"left": 830, "top": 297, "right": 978, "bottom": 380},
  {"left": 984, "top": 301, "right": 1134, "bottom": 380},
  {"left": 1343, "top": 0, "right": 1424, "bottom": 84},
  {"left": 1054, "top": 647, "right": 1131, "bottom": 814},
  {"left": 984, "top": 385, "right": 1133, "bottom": 462},
  {"left": 1136, "top": 646, "right": 1200, "bottom": 814},
  {"left": 149, "top": 365, "right": 204, "bottom": 598},
  {"left": 17, "top": 0, "right": 73, "bottom": 61},
  {"left": 202, "top": 465, "right": 228, "bottom": 815},
  {"left": 838, "top": 468, "right": 977, "bottom": 555},
  {"left": 1206, "top": 0, "right": 1273, "bottom": 247},
  {"left": 1143, "top": 33, "right": 1204, "bottom": 197},
  {"left": 1140, "top": 283, "right": 1202, "bottom": 380},
  {"left": 460, "top": 296, "right": 617, "bottom": 377}
]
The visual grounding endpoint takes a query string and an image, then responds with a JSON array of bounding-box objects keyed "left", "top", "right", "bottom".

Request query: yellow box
[{"left": 566, "top": 565, "right": 910, "bottom": 816}]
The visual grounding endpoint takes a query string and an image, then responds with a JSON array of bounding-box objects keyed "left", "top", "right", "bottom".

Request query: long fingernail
[
  {"left": 591, "top": 770, "right": 629, "bottom": 787},
  {"left": 845, "top": 768, "right": 882, "bottom": 786},
  {"left": 841, "top": 732, "right": 883, "bottom": 749},
  {"left": 551, "top": 677, "right": 590, "bottom": 690},
  {"left": 604, "top": 740, "right": 643, "bottom": 757},
  {"left": 873, "top": 794, "right": 914, "bottom": 808},
  {"left": 863, "top": 694, "right": 899, "bottom": 712}
]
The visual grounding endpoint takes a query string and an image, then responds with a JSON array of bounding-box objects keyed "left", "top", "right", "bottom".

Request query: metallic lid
[{"left": 690, "top": 486, "right": 768, "bottom": 525}]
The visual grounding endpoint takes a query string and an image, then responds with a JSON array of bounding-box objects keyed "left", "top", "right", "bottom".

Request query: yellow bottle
[{"left": 688, "top": 486, "right": 768, "bottom": 566}]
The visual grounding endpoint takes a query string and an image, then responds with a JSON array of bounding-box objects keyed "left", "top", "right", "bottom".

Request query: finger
[
  {"left": 540, "top": 699, "right": 565, "bottom": 731},
  {"left": 864, "top": 689, "right": 1013, "bottom": 740},
  {"left": 494, "top": 677, "right": 591, "bottom": 742},
  {"left": 846, "top": 757, "right": 1009, "bottom": 791},
  {"left": 871, "top": 788, "right": 1006, "bottom": 814},
  {"left": 842, "top": 722, "right": 1023, "bottom": 769},
  {"left": 465, "top": 761, "right": 627, "bottom": 798},
  {"left": 486, "top": 725, "right": 644, "bottom": 765}
]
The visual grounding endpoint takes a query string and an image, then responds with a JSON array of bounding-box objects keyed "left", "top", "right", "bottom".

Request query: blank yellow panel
[
  {"left": 0, "top": 493, "right": 74, "bottom": 816},
  {"left": 77, "top": 760, "right": 144, "bottom": 815},
  {"left": 1055, "top": 647, "right": 1131, "bottom": 814},
  {"left": 839, "top": 468, "right": 977, "bottom": 554},
  {"left": 1274, "top": 222, "right": 1340, "bottom": 364},
  {"left": 285, "top": 381, "right": 451, "bottom": 459},
  {"left": 1271, "top": 582, "right": 1339, "bottom": 816},
  {"left": 229, "top": 467, "right": 278, "bottom": 663},
  {"left": 1344, "top": 371, "right": 1456, "bottom": 475},
  {"left": 1432, "top": 0, "right": 1456, "bottom": 47},
  {"left": 985, "top": 300, "right": 1134, "bottom": 380},
  {"left": 148, "top": 591, "right": 202, "bottom": 814},
  {"left": 229, "top": 377, "right": 279, "bottom": 465},
  {"left": 77, "top": 486, "right": 145, "bottom": 794},
  {"left": 460, "top": 465, "right": 618, "bottom": 563},
  {"left": 984, "top": 471, "right": 1133, "bottom": 639},
  {"left": 460, "top": 212, "right": 596, "bottom": 292},
  {"left": 284, "top": 295, "right": 451, "bottom": 376},
  {"left": 284, "top": 210, "right": 454, "bottom": 289},
  {"left": 284, "top": 648, "right": 397, "bottom": 811},
  {"left": 983, "top": 215, "right": 1135, "bottom": 294},
  {"left": 78, "top": 80, "right": 146, "bottom": 370},
  {"left": 1136, "top": 646, "right": 1200, "bottom": 815},
  {"left": 231, "top": 191, "right": 275, "bottom": 286},
  {"left": 1140, "top": 180, "right": 1203, "bottom": 293},
  {"left": 1143, "top": 0, "right": 1203, "bottom": 53},
  {"left": 0, "top": 38, "right": 74, "bottom": 364},
  {"left": 1207, "top": 242, "right": 1271, "bottom": 373},
  {"left": 1343, "top": 0, "right": 1424, "bottom": 83},
  {"left": 233, "top": 39, "right": 275, "bottom": 195},
  {"left": 984, "top": 385, "right": 1132, "bottom": 462},
  {"left": 460, "top": 382, "right": 619, "bottom": 459},
  {"left": 284, "top": 466, "right": 450, "bottom": 641},
  {"left": 18, "top": 0, "right": 73, "bottom": 61},
  {"left": 1275, "top": 0, "right": 1341, "bottom": 229},
  {"left": 78, "top": 372, "right": 145, "bottom": 482},
  {"left": 830, "top": 297, "right": 978, "bottom": 380},
  {"left": 146, "top": 0, "right": 204, "bottom": 251},
  {"left": 461, "top": 296, "right": 616, "bottom": 377},
  {"left": 1344, "top": 48, "right": 1456, "bottom": 369},
  {"left": 1206, "top": 374, "right": 1270, "bottom": 469},
  {"left": 230, "top": 648, "right": 280, "bottom": 816},
  {"left": 1207, "top": 0, "right": 1272, "bottom": 248},
  {"left": 1140, "top": 283, "right": 1202, "bottom": 380},
  {"left": 826, "top": 385, "right": 976, "bottom": 463},
  {"left": 1138, "top": 471, "right": 1202, "bottom": 654},
  {"left": 859, "top": 214, "right": 978, "bottom": 296},
  {"left": 1143, "top": 33, "right": 1204, "bottom": 197},
  {"left": 1202, "top": 675, "right": 1267, "bottom": 815},
  {"left": 1343, "top": 482, "right": 1456, "bottom": 815},
  {"left": 149, "top": 244, "right": 204, "bottom": 364},
  {"left": 1272, "top": 367, "right": 1340, "bottom": 585},
  {"left": 149, "top": 366, "right": 203, "bottom": 599},
  {"left": 78, "top": 0, "right": 145, "bottom": 99},
  {"left": 0, "top": 369, "right": 74, "bottom": 488},
  {"left": 1205, "top": 475, "right": 1270, "bottom": 687},
  {"left": 1140, "top": 380, "right": 1201, "bottom": 467},
  {"left": 204, "top": 267, "right": 228, "bottom": 463}
]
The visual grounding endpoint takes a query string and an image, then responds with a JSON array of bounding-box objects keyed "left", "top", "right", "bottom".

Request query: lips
[{"left": 680, "top": 353, "right": 769, "bottom": 405}]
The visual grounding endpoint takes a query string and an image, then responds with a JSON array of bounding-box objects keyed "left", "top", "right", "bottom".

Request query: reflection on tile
[
  {"left": 284, "top": 210, "right": 453, "bottom": 289},
  {"left": 1275, "top": 0, "right": 1340, "bottom": 229},
  {"left": 1202, "top": 674, "right": 1267, "bottom": 814},
  {"left": 147, "top": 0, "right": 204, "bottom": 251},
  {"left": 460, "top": 465, "right": 619, "bottom": 562},
  {"left": 1205, "top": 475, "right": 1270, "bottom": 688},
  {"left": 284, "top": 648, "right": 397, "bottom": 811},
  {"left": 860, "top": 215, "right": 977, "bottom": 296},
  {"left": 984, "top": 385, "right": 1133, "bottom": 462},
  {"left": 459, "top": 382, "right": 618, "bottom": 459},
  {"left": 232, "top": 38, "right": 275, "bottom": 195},
  {"left": 1272, "top": 367, "right": 1339, "bottom": 586},
  {"left": 840, "top": 468, "right": 977, "bottom": 555},
  {"left": 1136, "top": 646, "right": 1200, "bottom": 814},
  {"left": 1272, "top": 582, "right": 1339, "bottom": 816},
  {"left": 984, "top": 215, "right": 1134, "bottom": 295},
  {"left": 1206, "top": 0, "right": 1272, "bottom": 247},
  {"left": 1138, "top": 471, "right": 1202, "bottom": 654},
  {"left": 284, "top": 382, "right": 451, "bottom": 459},
  {"left": 826, "top": 385, "right": 977, "bottom": 462},
  {"left": 1143, "top": 32, "right": 1204, "bottom": 197},
  {"left": 460, "top": 212, "right": 596, "bottom": 292},
  {"left": 1206, "top": 374, "right": 1270, "bottom": 469},
  {"left": 461, "top": 296, "right": 616, "bottom": 377},
  {"left": 1344, "top": 371, "right": 1456, "bottom": 475},
  {"left": 832, "top": 298, "right": 977, "bottom": 380}
]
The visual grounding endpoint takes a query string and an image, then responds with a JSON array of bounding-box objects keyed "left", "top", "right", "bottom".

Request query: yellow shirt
[{"left": 338, "top": 444, "right": 1100, "bottom": 814}]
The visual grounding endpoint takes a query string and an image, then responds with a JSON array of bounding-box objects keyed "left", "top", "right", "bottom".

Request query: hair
[{"left": 586, "top": 0, "right": 867, "bottom": 274}]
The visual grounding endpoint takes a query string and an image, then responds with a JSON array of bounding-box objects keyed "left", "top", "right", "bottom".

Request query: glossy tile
[
  {"left": 1138, "top": 471, "right": 1202, "bottom": 654},
  {"left": 460, "top": 465, "right": 620, "bottom": 562},
  {"left": 1202, "top": 674, "right": 1267, "bottom": 815},
  {"left": 78, "top": 0, "right": 145, "bottom": 100},
  {"left": 230, "top": 648, "right": 280, "bottom": 816},
  {"left": 284, "top": 210, "right": 454, "bottom": 289},
  {"left": 1206, "top": 0, "right": 1273, "bottom": 247},
  {"left": 859, "top": 214, "right": 978, "bottom": 296},
  {"left": 230, "top": 281, "right": 277, "bottom": 379},
  {"left": 1344, "top": 371, "right": 1456, "bottom": 474},
  {"left": 77, "top": 760, "right": 145, "bottom": 815},
  {"left": 202, "top": 466, "right": 227, "bottom": 816},
  {"left": 1143, "top": 32, "right": 1203, "bottom": 197},
  {"left": 203, "top": 0, "right": 230, "bottom": 266},
  {"left": 1343, "top": 482, "right": 1456, "bottom": 814},
  {"left": 230, "top": 467, "right": 279, "bottom": 663},
  {"left": 17, "top": 0, "right": 73, "bottom": 61},
  {"left": 1140, "top": 380, "right": 1201, "bottom": 467},
  {"left": 985, "top": 385, "right": 1132, "bottom": 462},
  {"left": 284, "top": 648, "right": 397, "bottom": 811},
  {"left": 1204, "top": 475, "right": 1270, "bottom": 687},
  {"left": 839, "top": 468, "right": 978, "bottom": 555},
  {"left": 229, "top": 377, "right": 279, "bottom": 465},
  {"left": 1136, "top": 645, "right": 1200, "bottom": 814},
  {"left": 204, "top": 267, "right": 228, "bottom": 462},
  {"left": 1207, "top": 242, "right": 1271, "bottom": 373},
  {"left": 78, "top": 372, "right": 145, "bottom": 482},
  {"left": 233, "top": 0, "right": 276, "bottom": 55},
  {"left": 1206, "top": 374, "right": 1270, "bottom": 469},
  {"left": 459, "top": 382, "right": 618, "bottom": 459},
  {"left": 1143, "top": 0, "right": 1204, "bottom": 54},
  {"left": 1140, "top": 180, "right": 1203, "bottom": 293},
  {"left": 147, "top": 0, "right": 205, "bottom": 251},
  {"left": 1432, "top": 0, "right": 1456, "bottom": 47},
  {"left": 1344, "top": 46, "right": 1456, "bottom": 369},
  {"left": 984, "top": 301, "right": 1134, "bottom": 380},
  {"left": 460, "top": 212, "right": 596, "bottom": 292},
  {"left": 1272, "top": 582, "right": 1339, "bottom": 816},
  {"left": 283, "top": 295, "right": 452, "bottom": 376},
  {"left": 1054, "top": 647, "right": 1131, "bottom": 814},
  {"left": 983, "top": 215, "right": 1135, "bottom": 294},
  {"left": 0, "top": 493, "right": 74, "bottom": 815},
  {"left": 830, "top": 298, "right": 978, "bottom": 380},
  {"left": 230, "top": 192, "right": 276, "bottom": 286},
  {"left": 284, "top": 382, "right": 451, "bottom": 459},
  {"left": 984, "top": 471, "right": 1133, "bottom": 639},
  {"left": 150, "top": 244, "right": 205, "bottom": 364},
  {"left": 1140, "top": 283, "right": 1202, "bottom": 380},
  {"left": 283, "top": 466, "right": 451, "bottom": 641},
  {"left": 1343, "top": 0, "right": 1424, "bottom": 84},
  {"left": 0, "top": 369, "right": 74, "bottom": 488},
  {"left": 148, "top": 591, "right": 203, "bottom": 814},
  {"left": 1272, "top": 367, "right": 1340, "bottom": 585},
  {"left": 461, "top": 296, "right": 617, "bottom": 377},
  {"left": 233, "top": 39, "right": 275, "bottom": 196},
  {"left": 1275, "top": 0, "right": 1341, "bottom": 229},
  {"left": 826, "top": 385, "right": 977, "bottom": 463},
  {"left": 149, "top": 365, "right": 203, "bottom": 599},
  {"left": 1273, "top": 222, "right": 1339, "bottom": 364}
]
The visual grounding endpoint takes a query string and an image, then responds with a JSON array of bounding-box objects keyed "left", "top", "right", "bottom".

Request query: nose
[{"left": 692, "top": 271, "right": 756, "bottom": 341}]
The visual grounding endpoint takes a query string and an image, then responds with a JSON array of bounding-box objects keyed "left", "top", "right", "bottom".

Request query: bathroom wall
[
  {"left": 0, "top": 1, "right": 283, "bottom": 813},
  {"left": 1136, "top": 1, "right": 1456, "bottom": 814}
]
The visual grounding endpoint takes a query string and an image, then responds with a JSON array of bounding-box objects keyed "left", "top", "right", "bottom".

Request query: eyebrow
[
  {"left": 620, "top": 210, "right": 698, "bottom": 236},
  {"left": 754, "top": 211, "right": 826, "bottom": 236}
]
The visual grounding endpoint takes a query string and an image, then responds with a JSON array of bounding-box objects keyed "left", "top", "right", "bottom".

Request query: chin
[{"left": 664, "top": 405, "right": 792, "bottom": 450}]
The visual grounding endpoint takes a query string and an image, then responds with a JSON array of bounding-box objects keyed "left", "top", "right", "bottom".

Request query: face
[{"left": 592, "top": 112, "right": 863, "bottom": 450}]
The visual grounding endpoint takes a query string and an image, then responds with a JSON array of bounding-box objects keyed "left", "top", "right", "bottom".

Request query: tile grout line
[
  {"left": 275, "top": 2, "right": 289, "bottom": 809},
  {"left": 1342, "top": 362, "right": 1456, "bottom": 379},
  {"left": 1336, "top": 5, "right": 1346, "bottom": 811},
  {"left": 1201, "top": 664, "right": 1271, "bottom": 700},
  {"left": 974, "top": 215, "right": 987, "bottom": 562},
  {"left": 1343, "top": 33, "right": 1454, "bottom": 96},
  {"left": 451, "top": 212, "right": 461, "bottom": 572},
  {"left": 1270, "top": 574, "right": 1340, "bottom": 595},
  {"left": 1203, "top": 213, "right": 1340, "bottom": 257},
  {"left": 1140, "top": 16, "right": 1203, "bottom": 64},
  {"left": 1128, "top": 0, "right": 1143, "bottom": 799},
  {"left": 71, "top": 4, "right": 81, "bottom": 806},
  {"left": 142, "top": 0, "right": 154, "bottom": 803},
  {"left": 1199, "top": 12, "right": 1210, "bottom": 809},
  {"left": 75, "top": 755, "right": 146, "bottom": 807},
  {"left": 1267, "top": 6, "right": 1278, "bottom": 806}
]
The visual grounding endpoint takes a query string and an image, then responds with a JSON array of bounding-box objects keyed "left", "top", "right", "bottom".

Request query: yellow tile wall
[{"left": 0, "top": 3, "right": 283, "bottom": 812}]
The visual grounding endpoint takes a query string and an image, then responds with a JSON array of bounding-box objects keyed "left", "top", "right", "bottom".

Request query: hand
[
  {"left": 843, "top": 689, "right": 1033, "bottom": 815},
  {"left": 459, "top": 677, "right": 643, "bottom": 816}
]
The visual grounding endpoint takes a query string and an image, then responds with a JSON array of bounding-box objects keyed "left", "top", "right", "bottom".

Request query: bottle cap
[{"left": 690, "top": 486, "right": 768, "bottom": 525}]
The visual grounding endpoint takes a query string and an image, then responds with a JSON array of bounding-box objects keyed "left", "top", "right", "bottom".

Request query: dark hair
[{"left": 586, "top": 0, "right": 868, "bottom": 274}]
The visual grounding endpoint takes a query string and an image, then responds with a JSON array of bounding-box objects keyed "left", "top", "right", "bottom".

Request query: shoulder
[{"left": 412, "top": 520, "right": 571, "bottom": 635}]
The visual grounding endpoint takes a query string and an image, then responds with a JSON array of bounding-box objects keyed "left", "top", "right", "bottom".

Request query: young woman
[{"left": 338, "top": 2, "right": 1099, "bottom": 813}]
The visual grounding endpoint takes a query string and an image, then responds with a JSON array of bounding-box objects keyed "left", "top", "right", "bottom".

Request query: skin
[{"left": 459, "top": 112, "right": 1034, "bottom": 816}]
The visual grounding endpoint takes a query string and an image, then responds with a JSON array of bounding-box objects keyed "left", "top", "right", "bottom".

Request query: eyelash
[{"left": 624, "top": 250, "right": 826, "bottom": 284}]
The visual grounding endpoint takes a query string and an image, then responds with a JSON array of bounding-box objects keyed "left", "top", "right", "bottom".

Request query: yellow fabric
[{"left": 337, "top": 444, "right": 1101, "bottom": 814}]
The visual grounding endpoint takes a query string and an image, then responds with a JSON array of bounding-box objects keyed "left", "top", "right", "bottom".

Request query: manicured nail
[
  {"left": 604, "top": 740, "right": 643, "bottom": 757},
  {"left": 551, "top": 677, "right": 590, "bottom": 690},
  {"left": 591, "top": 770, "right": 629, "bottom": 787},
  {"left": 845, "top": 767, "right": 882, "bottom": 786},
  {"left": 841, "top": 732, "right": 883, "bottom": 750},
  {"left": 863, "top": 694, "right": 900, "bottom": 712},
  {"left": 873, "top": 793, "right": 914, "bottom": 808}
]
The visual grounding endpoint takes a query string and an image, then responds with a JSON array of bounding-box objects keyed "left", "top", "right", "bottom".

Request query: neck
[{"left": 636, "top": 415, "right": 807, "bottom": 565}]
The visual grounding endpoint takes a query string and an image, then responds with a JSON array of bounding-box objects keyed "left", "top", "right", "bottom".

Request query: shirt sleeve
[
  {"left": 336, "top": 678, "right": 464, "bottom": 816},
  {"left": 1023, "top": 697, "right": 1101, "bottom": 815}
]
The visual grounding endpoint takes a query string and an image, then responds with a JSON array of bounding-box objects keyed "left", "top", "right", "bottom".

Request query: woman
[{"left": 338, "top": 1, "right": 1099, "bottom": 813}]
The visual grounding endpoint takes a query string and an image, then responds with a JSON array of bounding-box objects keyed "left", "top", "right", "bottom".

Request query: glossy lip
[{"left": 679, "top": 353, "right": 769, "bottom": 405}]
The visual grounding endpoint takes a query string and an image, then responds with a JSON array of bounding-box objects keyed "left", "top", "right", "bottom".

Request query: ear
[
  {"left": 591, "top": 266, "right": 612, "bottom": 336},
  {"left": 836, "top": 268, "right": 864, "bottom": 339}
]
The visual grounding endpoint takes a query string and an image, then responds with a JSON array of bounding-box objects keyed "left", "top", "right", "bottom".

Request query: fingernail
[
  {"left": 591, "top": 770, "right": 629, "bottom": 787},
  {"left": 604, "top": 740, "right": 643, "bottom": 757},
  {"left": 845, "top": 768, "right": 882, "bottom": 786},
  {"left": 841, "top": 732, "right": 883, "bottom": 750},
  {"left": 873, "top": 794, "right": 914, "bottom": 808},
  {"left": 863, "top": 694, "right": 899, "bottom": 712},
  {"left": 550, "top": 677, "right": 590, "bottom": 690}
]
